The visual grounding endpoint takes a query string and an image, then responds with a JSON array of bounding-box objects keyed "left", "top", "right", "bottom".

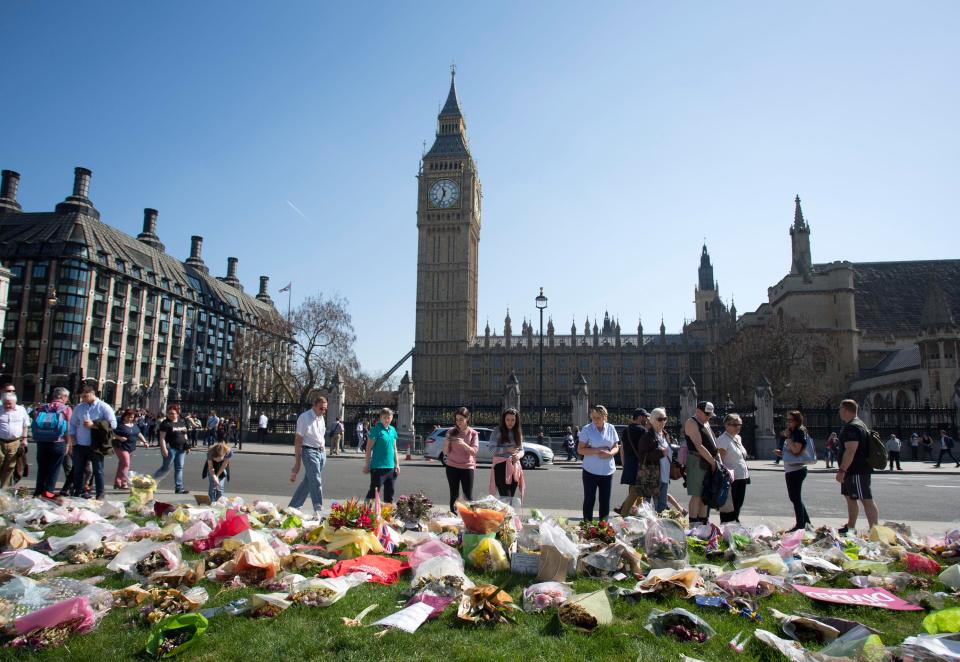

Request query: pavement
[
  {"left": 66, "top": 445, "right": 960, "bottom": 540},
  {"left": 230, "top": 441, "right": 960, "bottom": 476}
]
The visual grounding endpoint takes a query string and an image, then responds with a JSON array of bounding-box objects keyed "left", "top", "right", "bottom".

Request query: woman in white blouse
[
  {"left": 577, "top": 405, "right": 620, "bottom": 521},
  {"left": 716, "top": 413, "right": 750, "bottom": 523}
]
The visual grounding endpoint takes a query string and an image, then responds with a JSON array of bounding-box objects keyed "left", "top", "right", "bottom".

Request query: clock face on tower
[{"left": 429, "top": 179, "right": 460, "bottom": 208}]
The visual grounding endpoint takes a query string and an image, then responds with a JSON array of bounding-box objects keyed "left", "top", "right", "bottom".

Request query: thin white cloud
[{"left": 286, "top": 200, "right": 310, "bottom": 222}]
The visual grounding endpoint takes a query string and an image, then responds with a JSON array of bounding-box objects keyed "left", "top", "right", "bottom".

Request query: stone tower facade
[
  {"left": 412, "top": 69, "right": 482, "bottom": 405},
  {"left": 694, "top": 244, "right": 718, "bottom": 322},
  {"left": 789, "top": 195, "right": 812, "bottom": 282}
]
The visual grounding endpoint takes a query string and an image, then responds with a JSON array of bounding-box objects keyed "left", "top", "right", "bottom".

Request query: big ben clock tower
[{"left": 413, "top": 67, "right": 482, "bottom": 405}]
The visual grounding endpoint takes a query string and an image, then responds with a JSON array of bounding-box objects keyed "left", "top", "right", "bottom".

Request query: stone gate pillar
[
  {"left": 503, "top": 371, "right": 520, "bottom": 412},
  {"left": 326, "top": 369, "right": 346, "bottom": 431},
  {"left": 397, "top": 371, "right": 415, "bottom": 449},
  {"left": 680, "top": 375, "right": 698, "bottom": 423},
  {"left": 754, "top": 375, "right": 776, "bottom": 460},
  {"left": 859, "top": 397, "right": 873, "bottom": 429},
  {"left": 572, "top": 372, "right": 589, "bottom": 428}
]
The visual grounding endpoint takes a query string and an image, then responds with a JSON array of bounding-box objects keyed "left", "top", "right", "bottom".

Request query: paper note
[{"left": 373, "top": 601, "right": 434, "bottom": 633}]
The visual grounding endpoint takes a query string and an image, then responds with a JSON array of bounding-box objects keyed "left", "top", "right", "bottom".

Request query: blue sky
[{"left": 4, "top": 2, "right": 958, "bottom": 377}]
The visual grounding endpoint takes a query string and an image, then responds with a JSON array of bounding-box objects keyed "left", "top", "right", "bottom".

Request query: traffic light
[{"left": 227, "top": 382, "right": 236, "bottom": 397}]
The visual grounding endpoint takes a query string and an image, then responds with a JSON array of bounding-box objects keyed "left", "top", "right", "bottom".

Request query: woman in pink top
[{"left": 443, "top": 406, "right": 479, "bottom": 513}]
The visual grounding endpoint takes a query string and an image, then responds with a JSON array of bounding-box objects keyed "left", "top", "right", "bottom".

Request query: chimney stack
[
  {"left": 55, "top": 166, "right": 100, "bottom": 219},
  {"left": 72, "top": 167, "right": 92, "bottom": 199},
  {"left": 0, "top": 170, "right": 21, "bottom": 213},
  {"left": 256, "top": 276, "right": 274, "bottom": 304},
  {"left": 184, "top": 235, "right": 208, "bottom": 273},
  {"left": 223, "top": 257, "right": 242, "bottom": 291},
  {"left": 143, "top": 208, "right": 158, "bottom": 235},
  {"left": 136, "top": 208, "right": 165, "bottom": 251}
]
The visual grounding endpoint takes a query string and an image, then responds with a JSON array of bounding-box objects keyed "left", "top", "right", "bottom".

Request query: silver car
[{"left": 423, "top": 427, "right": 554, "bottom": 470}]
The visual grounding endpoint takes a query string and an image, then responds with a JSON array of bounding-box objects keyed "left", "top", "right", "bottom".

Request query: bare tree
[
  {"left": 718, "top": 313, "right": 831, "bottom": 405},
  {"left": 340, "top": 367, "right": 400, "bottom": 404},
  {"left": 234, "top": 294, "right": 357, "bottom": 404}
]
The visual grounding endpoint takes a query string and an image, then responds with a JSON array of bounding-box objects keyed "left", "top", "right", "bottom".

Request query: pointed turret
[
  {"left": 698, "top": 243, "right": 715, "bottom": 291},
  {"left": 792, "top": 194, "right": 809, "bottom": 232},
  {"left": 583, "top": 317, "right": 590, "bottom": 336},
  {"left": 547, "top": 317, "right": 555, "bottom": 335},
  {"left": 602, "top": 311, "right": 612, "bottom": 336},
  {"left": 503, "top": 309, "right": 512, "bottom": 336},
  {"left": 571, "top": 317, "right": 577, "bottom": 336},
  {"left": 440, "top": 65, "right": 463, "bottom": 118},
  {"left": 660, "top": 317, "right": 667, "bottom": 344},
  {"left": 425, "top": 66, "right": 469, "bottom": 158},
  {"left": 790, "top": 195, "right": 813, "bottom": 280},
  {"left": 638, "top": 315, "right": 643, "bottom": 337}
]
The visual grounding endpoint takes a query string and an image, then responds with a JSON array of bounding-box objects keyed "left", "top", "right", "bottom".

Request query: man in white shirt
[
  {"left": 289, "top": 396, "right": 328, "bottom": 513},
  {"left": 257, "top": 412, "right": 268, "bottom": 442},
  {"left": 0, "top": 391, "right": 30, "bottom": 487}
]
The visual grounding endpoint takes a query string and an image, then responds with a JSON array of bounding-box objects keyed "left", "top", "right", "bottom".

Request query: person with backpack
[
  {"left": 835, "top": 399, "right": 879, "bottom": 535},
  {"left": 330, "top": 416, "right": 344, "bottom": 456},
  {"left": 31, "top": 387, "right": 72, "bottom": 498},
  {"left": 774, "top": 410, "right": 813, "bottom": 532},
  {"left": 935, "top": 429, "right": 960, "bottom": 468}
]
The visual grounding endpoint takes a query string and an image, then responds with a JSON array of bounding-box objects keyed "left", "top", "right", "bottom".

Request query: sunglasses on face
[
  {"left": 655, "top": 417, "right": 667, "bottom": 422},
  {"left": 728, "top": 423, "right": 743, "bottom": 427}
]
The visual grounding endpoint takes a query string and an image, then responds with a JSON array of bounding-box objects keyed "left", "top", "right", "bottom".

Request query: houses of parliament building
[
  {"left": 412, "top": 70, "right": 736, "bottom": 410},
  {"left": 412, "top": 71, "right": 960, "bottom": 412}
]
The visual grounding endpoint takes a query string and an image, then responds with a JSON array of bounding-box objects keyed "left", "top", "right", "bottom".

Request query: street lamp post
[
  {"left": 40, "top": 288, "right": 58, "bottom": 401},
  {"left": 535, "top": 287, "right": 548, "bottom": 429}
]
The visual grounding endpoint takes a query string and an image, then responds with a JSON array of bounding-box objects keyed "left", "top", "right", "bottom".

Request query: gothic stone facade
[
  {"left": 737, "top": 196, "right": 960, "bottom": 408},
  {"left": 412, "top": 73, "right": 734, "bottom": 408}
]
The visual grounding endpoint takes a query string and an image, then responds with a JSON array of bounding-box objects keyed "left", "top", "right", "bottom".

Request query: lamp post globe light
[{"left": 535, "top": 287, "right": 548, "bottom": 429}]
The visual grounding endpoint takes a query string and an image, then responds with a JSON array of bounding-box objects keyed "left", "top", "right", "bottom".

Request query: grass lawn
[{"left": 0, "top": 521, "right": 954, "bottom": 661}]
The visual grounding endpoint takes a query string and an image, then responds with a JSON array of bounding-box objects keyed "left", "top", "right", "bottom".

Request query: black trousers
[
  {"left": 720, "top": 478, "right": 748, "bottom": 523},
  {"left": 33, "top": 441, "right": 67, "bottom": 496},
  {"left": 365, "top": 468, "right": 396, "bottom": 503},
  {"left": 937, "top": 448, "right": 959, "bottom": 466},
  {"left": 785, "top": 467, "right": 811, "bottom": 529},
  {"left": 582, "top": 469, "right": 613, "bottom": 521},
  {"left": 494, "top": 461, "right": 517, "bottom": 498},
  {"left": 887, "top": 451, "right": 901, "bottom": 470},
  {"left": 445, "top": 466, "right": 474, "bottom": 512}
]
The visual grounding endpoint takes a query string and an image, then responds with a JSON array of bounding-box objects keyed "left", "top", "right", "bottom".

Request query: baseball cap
[
  {"left": 633, "top": 408, "right": 650, "bottom": 419},
  {"left": 697, "top": 401, "right": 715, "bottom": 416}
]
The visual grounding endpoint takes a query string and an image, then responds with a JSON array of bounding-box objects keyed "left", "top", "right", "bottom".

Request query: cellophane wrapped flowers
[{"left": 327, "top": 498, "right": 375, "bottom": 532}]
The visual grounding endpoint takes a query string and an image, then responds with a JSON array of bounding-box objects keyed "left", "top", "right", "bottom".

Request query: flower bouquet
[
  {"left": 6, "top": 618, "right": 86, "bottom": 651},
  {"left": 327, "top": 498, "right": 375, "bottom": 532},
  {"left": 578, "top": 519, "right": 616, "bottom": 545},
  {"left": 321, "top": 498, "right": 382, "bottom": 558},
  {"left": 129, "top": 473, "right": 158, "bottom": 506},
  {"left": 395, "top": 492, "right": 433, "bottom": 529},
  {"left": 457, "top": 584, "right": 518, "bottom": 624}
]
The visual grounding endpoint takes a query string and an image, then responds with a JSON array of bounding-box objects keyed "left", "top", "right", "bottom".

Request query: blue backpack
[{"left": 32, "top": 408, "right": 67, "bottom": 442}]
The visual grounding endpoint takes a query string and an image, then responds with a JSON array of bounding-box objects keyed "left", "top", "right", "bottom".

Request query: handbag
[
  {"left": 781, "top": 433, "right": 817, "bottom": 465},
  {"left": 702, "top": 461, "right": 731, "bottom": 509},
  {"left": 669, "top": 461, "right": 685, "bottom": 481}
]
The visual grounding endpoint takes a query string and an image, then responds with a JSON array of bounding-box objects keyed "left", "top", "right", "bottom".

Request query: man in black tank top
[{"left": 683, "top": 401, "right": 718, "bottom": 525}]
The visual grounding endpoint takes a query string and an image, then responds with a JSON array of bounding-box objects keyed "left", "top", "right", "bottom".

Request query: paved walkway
[{"left": 230, "top": 442, "right": 960, "bottom": 476}]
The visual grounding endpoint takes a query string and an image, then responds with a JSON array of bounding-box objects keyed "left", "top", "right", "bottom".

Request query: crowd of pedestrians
[{"left": 1, "top": 380, "right": 955, "bottom": 538}]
